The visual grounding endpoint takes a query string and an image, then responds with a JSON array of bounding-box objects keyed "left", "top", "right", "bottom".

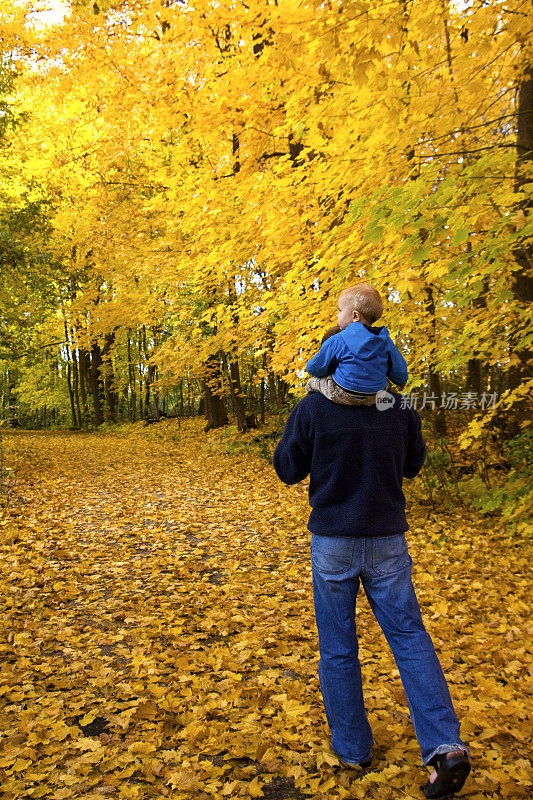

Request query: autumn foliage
[
  {"left": 1, "top": 426, "right": 531, "bottom": 799},
  {"left": 0, "top": 0, "right": 531, "bottom": 417},
  {"left": 0, "top": 4, "right": 532, "bottom": 795}
]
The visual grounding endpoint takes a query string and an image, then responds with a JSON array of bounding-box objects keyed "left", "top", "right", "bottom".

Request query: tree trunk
[
  {"left": 63, "top": 318, "right": 78, "bottom": 428},
  {"left": 78, "top": 347, "right": 91, "bottom": 426},
  {"left": 425, "top": 286, "right": 447, "bottom": 436},
  {"left": 90, "top": 342, "right": 105, "bottom": 427},
  {"left": 465, "top": 275, "right": 488, "bottom": 395},
  {"left": 66, "top": 359, "right": 78, "bottom": 428},
  {"left": 102, "top": 331, "right": 118, "bottom": 423},
  {"left": 150, "top": 365, "right": 159, "bottom": 419},
  {"left": 509, "top": 66, "right": 533, "bottom": 391},
  {"left": 260, "top": 380, "right": 266, "bottom": 424},
  {"left": 138, "top": 331, "right": 145, "bottom": 419},
  {"left": 223, "top": 354, "right": 247, "bottom": 431},
  {"left": 466, "top": 359, "right": 482, "bottom": 396},
  {"left": 260, "top": 352, "right": 267, "bottom": 424},
  {"left": 277, "top": 375, "right": 289, "bottom": 408},
  {"left": 141, "top": 326, "right": 159, "bottom": 419},
  {"left": 72, "top": 345, "right": 82, "bottom": 429},
  {"left": 127, "top": 330, "right": 137, "bottom": 422},
  {"left": 202, "top": 354, "right": 228, "bottom": 430}
]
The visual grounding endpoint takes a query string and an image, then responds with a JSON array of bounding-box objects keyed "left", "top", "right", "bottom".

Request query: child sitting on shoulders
[{"left": 306, "top": 283, "right": 407, "bottom": 406}]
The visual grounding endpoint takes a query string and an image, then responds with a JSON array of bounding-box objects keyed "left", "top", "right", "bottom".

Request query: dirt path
[{"left": 0, "top": 426, "right": 530, "bottom": 799}]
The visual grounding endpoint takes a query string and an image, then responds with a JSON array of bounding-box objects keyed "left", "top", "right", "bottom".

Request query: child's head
[{"left": 336, "top": 283, "right": 383, "bottom": 329}]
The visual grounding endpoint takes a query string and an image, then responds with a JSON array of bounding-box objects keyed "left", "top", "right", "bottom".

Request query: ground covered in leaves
[{"left": 1, "top": 422, "right": 531, "bottom": 800}]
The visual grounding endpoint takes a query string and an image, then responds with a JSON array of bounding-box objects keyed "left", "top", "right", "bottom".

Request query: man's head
[{"left": 336, "top": 283, "right": 383, "bottom": 329}]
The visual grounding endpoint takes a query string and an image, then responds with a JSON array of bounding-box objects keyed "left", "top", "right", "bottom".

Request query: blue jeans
[{"left": 310, "top": 533, "right": 468, "bottom": 766}]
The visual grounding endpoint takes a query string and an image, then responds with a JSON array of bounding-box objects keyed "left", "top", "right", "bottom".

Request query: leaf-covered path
[{"left": 1, "top": 426, "right": 531, "bottom": 800}]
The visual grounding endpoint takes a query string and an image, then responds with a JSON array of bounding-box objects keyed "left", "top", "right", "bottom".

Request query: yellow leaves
[
  {"left": 5, "top": 0, "right": 526, "bottom": 414},
  {"left": 74, "top": 737, "right": 104, "bottom": 752},
  {"left": 51, "top": 722, "right": 73, "bottom": 742},
  {"left": 271, "top": 694, "right": 312, "bottom": 719},
  {"left": 166, "top": 768, "right": 201, "bottom": 790},
  {"left": 246, "top": 776, "right": 265, "bottom": 797},
  {"left": 11, "top": 757, "right": 33, "bottom": 771},
  {"left": 316, "top": 750, "right": 340, "bottom": 767},
  {"left": 119, "top": 786, "right": 143, "bottom": 799},
  {"left": 2, "top": 425, "right": 532, "bottom": 800},
  {"left": 127, "top": 741, "right": 156, "bottom": 755}
]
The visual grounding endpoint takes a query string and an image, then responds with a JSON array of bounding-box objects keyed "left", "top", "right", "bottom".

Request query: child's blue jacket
[{"left": 306, "top": 322, "right": 408, "bottom": 392}]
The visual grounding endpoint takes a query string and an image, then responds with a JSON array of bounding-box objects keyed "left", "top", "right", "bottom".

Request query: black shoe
[{"left": 423, "top": 752, "right": 471, "bottom": 798}]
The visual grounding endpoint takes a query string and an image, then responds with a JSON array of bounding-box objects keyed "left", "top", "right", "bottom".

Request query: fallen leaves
[{"left": 0, "top": 422, "right": 531, "bottom": 799}]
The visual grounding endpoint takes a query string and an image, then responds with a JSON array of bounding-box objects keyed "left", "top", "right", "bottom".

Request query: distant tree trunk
[
  {"left": 465, "top": 249, "right": 487, "bottom": 395},
  {"left": 138, "top": 332, "right": 145, "bottom": 419},
  {"left": 223, "top": 354, "right": 247, "bottom": 431},
  {"left": 72, "top": 345, "right": 82, "bottom": 428},
  {"left": 260, "top": 352, "right": 267, "bottom": 425},
  {"left": 154, "top": 370, "right": 161, "bottom": 419},
  {"left": 102, "top": 331, "right": 118, "bottom": 423},
  {"left": 89, "top": 342, "right": 105, "bottom": 427},
  {"left": 127, "top": 330, "right": 136, "bottom": 422},
  {"left": 277, "top": 375, "right": 289, "bottom": 408},
  {"left": 267, "top": 372, "right": 279, "bottom": 409},
  {"left": 63, "top": 318, "right": 78, "bottom": 429},
  {"left": 149, "top": 365, "right": 159, "bottom": 420},
  {"left": 66, "top": 359, "right": 78, "bottom": 428},
  {"left": 466, "top": 359, "right": 482, "bottom": 396},
  {"left": 179, "top": 380, "right": 184, "bottom": 417},
  {"left": 145, "top": 366, "right": 154, "bottom": 418},
  {"left": 247, "top": 359, "right": 257, "bottom": 410},
  {"left": 425, "top": 286, "right": 447, "bottom": 436},
  {"left": 78, "top": 347, "right": 91, "bottom": 426},
  {"left": 202, "top": 354, "right": 228, "bottom": 430},
  {"left": 260, "top": 378, "right": 266, "bottom": 424},
  {"left": 509, "top": 66, "right": 533, "bottom": 392},
  {"left": 141, "top": 325, "right": 159, "bottom": 419}
]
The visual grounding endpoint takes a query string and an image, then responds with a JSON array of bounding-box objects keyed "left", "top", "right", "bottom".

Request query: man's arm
[
  {"left": 404, "top": 407, "right": 426, "bottom": 478},
  {"left": 305, "top": 334, "right": 342, "bottom": 378},
  {"left": 387, "top": 341, "right": 409, "bottom": 388},
  {"left": 273, "top": 402, "right": 313, "bottom": 485}
]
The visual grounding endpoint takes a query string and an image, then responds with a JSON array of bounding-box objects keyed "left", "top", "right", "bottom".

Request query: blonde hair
[{"left": 340, "top": 283, "right": 383, "bottom": 324}]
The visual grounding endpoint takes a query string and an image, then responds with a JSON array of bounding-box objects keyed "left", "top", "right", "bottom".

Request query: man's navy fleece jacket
[{"left": 273, "top": 392, "right": 426, "bottom": 537}]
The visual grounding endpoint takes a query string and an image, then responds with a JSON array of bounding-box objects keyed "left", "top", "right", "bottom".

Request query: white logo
[{"left": 376, "top": 390, "right": 395, "bottom": 411}]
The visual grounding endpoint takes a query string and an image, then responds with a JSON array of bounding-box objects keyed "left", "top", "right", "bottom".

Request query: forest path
[{"left": 0, "top": 427, "right": 530, "bottom": 800}]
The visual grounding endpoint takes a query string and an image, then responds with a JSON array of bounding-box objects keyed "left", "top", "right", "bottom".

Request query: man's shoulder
[
  {"left": 294, "top": 390, "right": 418, "bottom": 422},
  {"left": 290, "top": 393, "right": 325, "bottom": 418},
  {"left": 288, "top": 393, "right": 337, "bottom": 424}
]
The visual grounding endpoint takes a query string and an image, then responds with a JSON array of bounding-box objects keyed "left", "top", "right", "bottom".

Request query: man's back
[
  {"left": 273, "top": 391, "right": 425, "bottom": 537},
  {"left": 273, "top": 389, "right": 470, "bottom": 795}
]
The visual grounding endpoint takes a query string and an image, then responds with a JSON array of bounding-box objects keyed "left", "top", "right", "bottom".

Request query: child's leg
[
  {"left": 306, "top": 376, "right": 336, "bottom": 398},
  {"left": 306, "top": 376, "right": 376, "bottom": 406}
]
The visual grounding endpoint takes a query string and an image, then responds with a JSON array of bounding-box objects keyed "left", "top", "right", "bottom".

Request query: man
[{"left": 273, "top": 388, "right": 470, "bottom": 798}]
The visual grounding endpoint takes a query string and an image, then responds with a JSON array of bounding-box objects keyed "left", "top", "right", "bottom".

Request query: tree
[{"left": 0, "top": 0, "right": 530, "bottom": 446}]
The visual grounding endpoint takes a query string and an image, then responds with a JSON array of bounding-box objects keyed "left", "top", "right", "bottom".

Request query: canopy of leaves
[{"left": 1, "top": 0, "right": 531, "bottom": 390}]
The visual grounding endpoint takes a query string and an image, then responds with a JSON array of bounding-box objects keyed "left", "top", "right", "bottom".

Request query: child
[{"left": 306, "top": 283, "right": 407, "bottom": 406}]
